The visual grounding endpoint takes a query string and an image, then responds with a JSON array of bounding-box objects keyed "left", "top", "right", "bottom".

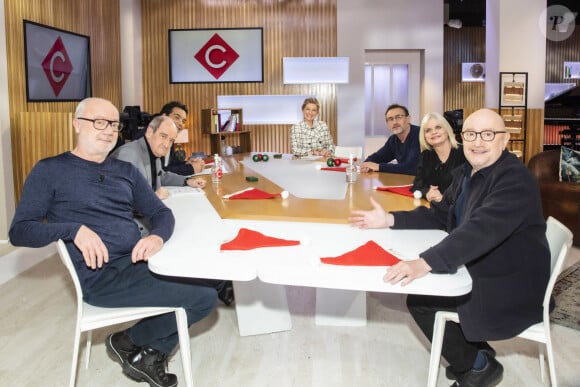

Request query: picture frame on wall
[
  {"left": 169, "top": 27, "right": 263, "bottom": 83},
  {"left": 23, "top": 20, "right": 92, "bottom": 102},
  {"left": 499, "top": 72, "right": 528, "bottom": 107}
]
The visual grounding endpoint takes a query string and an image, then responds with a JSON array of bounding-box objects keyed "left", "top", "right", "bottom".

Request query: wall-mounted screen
[
  {"left": 23, "top": 20, "right": 92, "bottom": 102},
  {"left": 169, "top": 28, "right": 263, "bottom": 83}
]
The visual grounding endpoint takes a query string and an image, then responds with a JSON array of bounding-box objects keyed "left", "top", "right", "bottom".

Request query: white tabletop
[{"left": 149, "top": 193, "right": 472, "bottom": 297}]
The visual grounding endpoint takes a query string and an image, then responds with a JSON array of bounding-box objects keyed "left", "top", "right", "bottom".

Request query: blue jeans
[{"left": 84, "top": 255, "right": 218, "bottom": 355}]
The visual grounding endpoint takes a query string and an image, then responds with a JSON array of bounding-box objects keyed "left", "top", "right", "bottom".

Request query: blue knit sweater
[
  {"left": 364, "top": 124, "right": 421, "bottom": 175},
  {"left": 9, "top": 152, "right": 175, "bottom": 289}
]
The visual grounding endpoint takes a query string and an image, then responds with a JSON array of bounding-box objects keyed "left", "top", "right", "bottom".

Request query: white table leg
[
  {"left": 315, "top": 288, "right": 367, "bottom": 326},
  {"left": 233, "top": 279, "right": 292, "bottom": 336}
]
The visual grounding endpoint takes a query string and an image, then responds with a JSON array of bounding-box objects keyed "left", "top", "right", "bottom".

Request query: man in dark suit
[
  {"left": 349, "top": 109, "right": 550, "bottom": 387},
  {"left": 110, "top": 115, "right": 205, "bottom": 201}
]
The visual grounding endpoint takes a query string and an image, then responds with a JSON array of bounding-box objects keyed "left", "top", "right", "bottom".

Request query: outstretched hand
[{"left": 348, "top": 197, "right": 394, "bottom": 229}]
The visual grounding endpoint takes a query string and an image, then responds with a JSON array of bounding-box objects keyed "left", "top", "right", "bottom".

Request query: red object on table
[
  {"left": 320, "top": 240, "right": 402, "bottom": 266},
  {"left": 227, "top": 188, "right": 281, "bottom": 199},
  {"left": 320, "top": 167, "right": 347, "bottom": 172},
  {"left": 375, "top": 184, "right": 414, "bottom": 197},
  {"left": 220, "top": 228, "right": 300, "bottom": 250}
]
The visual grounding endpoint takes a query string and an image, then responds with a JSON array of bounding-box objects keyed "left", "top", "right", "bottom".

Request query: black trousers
[{"left": 406, "top": 294, "right": 494, "bottom": 373}]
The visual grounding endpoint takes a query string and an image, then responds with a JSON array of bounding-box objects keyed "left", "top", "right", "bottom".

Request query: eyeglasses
[
  {"left": 461, "top": 130, "right": 507, "bottom": 142},
  {"left": 77, "top": 117, "right": 123, "bottom": 132},
  {"left": 386, "top": 114, "right": 408, "bottom": 123}
]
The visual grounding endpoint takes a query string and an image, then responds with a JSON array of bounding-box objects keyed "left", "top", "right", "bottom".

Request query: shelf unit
[
  {"left": 201, "top": 108, "right": 251, "bottom": 155},
  {"left": 499, "top": 72, "right": 528, "bottom": 162}
]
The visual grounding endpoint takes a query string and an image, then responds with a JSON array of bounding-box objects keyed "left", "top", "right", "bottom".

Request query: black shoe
[
  {"left": 123, "top": 346, "right": 178, "bottom": 387},
  {"left": 218, "top": 280, "right": 235, "bottom": 306},
  {"left": 106, "top": 329, "right": 140, "bottom": 365},
  {"left": 450, "top": 356, "right": 503, "bottom": 387},
  {"left": 446, "top": 348, "right": 497, "bottom": 380}
]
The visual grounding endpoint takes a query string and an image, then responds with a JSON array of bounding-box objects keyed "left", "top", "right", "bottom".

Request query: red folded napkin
[
  {"left": 321, "top": 167, "right": 347, "bottom": 172},
  {"left": 224, "top": 188, "right": 281, "bottom": 199},
  {"left": 220, "top": 228, "right": 300, "bottom": 250},
  {"left": 320, "top": 240, "right": 402, "bottom": 266},
  {"left": 374, "top": 184, "right": 414, "bottom": 197}
]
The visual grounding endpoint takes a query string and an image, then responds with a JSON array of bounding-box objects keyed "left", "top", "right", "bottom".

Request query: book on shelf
[{"left": 222, "top": 113, "right": 238, "bottom": 132}]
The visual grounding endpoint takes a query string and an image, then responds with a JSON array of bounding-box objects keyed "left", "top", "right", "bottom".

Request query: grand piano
[{"left": 544, "top": 83, "right": 580, "bottom": 150}]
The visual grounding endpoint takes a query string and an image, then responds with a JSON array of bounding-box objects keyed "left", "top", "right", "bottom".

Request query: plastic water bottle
[
  {"left": 346, "top": 154, "right": 357, "bottom": 183},
  {"left": 212, "top": 154, "right": 223, "bottom": 183}
]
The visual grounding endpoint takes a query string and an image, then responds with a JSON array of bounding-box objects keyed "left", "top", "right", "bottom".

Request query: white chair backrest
[
  {"left": 543, "top": 217, "right": 574, "bottom": 311},
  {"left": 334, "top": 146, "right": 363, "bottom": 159},
  {"left": 56, "top": 239, "right": 85, "bottom": 308}
]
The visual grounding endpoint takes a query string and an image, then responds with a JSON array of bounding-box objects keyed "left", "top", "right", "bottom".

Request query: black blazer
[{"left": 393, "top": 150, "right": 550, "bottom": 341}]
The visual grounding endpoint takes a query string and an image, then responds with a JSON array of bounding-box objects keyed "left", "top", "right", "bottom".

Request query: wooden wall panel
[
  {"left": 5, "top": 0, "right": 122, "bottom": 202},
  {"left": 140, "top": 0, "right": 337, "bottom": 157},
  {"left": 443, "top": 27, "right": 486, "bottom": 111},
  {"left": 546, "top": 28, "right": 580, "bottom": 85},
  {"left": 12, "top": 113, "right": 74, "bottom": 200}
]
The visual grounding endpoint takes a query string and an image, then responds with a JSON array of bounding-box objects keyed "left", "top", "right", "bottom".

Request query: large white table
[{"left": 149, "top": 190, "right": 472, "bottom": 336}]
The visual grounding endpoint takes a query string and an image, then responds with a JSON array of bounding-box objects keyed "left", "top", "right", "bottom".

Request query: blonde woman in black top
[{"left": 411, "top": 112, "right": 466, "bottom": 202}]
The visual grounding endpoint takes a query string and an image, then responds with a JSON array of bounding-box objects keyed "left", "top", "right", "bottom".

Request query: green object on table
[
  {"left": 262, "top": 154, "right": 269, "bottom": 162},
  {"left": 326, "top": 158, "right": 335, "bottom": 167},
  {"left": 273, "top": 154, "right": 282, "bottom": 159},
  {"left": 252, "top": 154, "right": 260, "bottom": 162},
  {"left": 246, "top": 176, "right": 258, "bottom": 182}
]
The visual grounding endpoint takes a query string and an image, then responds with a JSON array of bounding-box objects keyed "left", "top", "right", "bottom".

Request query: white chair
[
  {"left": 55, "top": 239, "right": 194, "bottom": 387},
  {"left": 334, "top": 145, "right": 363, "bottom": 159},
  {"left": 427, "top": 216, "right": 573, "bottom": 387}
]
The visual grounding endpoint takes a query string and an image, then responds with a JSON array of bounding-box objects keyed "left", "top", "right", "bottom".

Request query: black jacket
[{"left": 393, "top": 150, "right": 550, "bottom": 341}]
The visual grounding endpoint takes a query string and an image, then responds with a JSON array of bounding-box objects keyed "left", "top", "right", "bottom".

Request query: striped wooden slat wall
[
  {"left": 140, "top": 1, "right": 337, "bottom": 157},
  {"left": 12, "top": 113, "right": 74, "bottom": 200},
  {"left": 4, "top": 0, "right": 122, "bottom": 202},
  {"left": 443, "top": 27, "right": 486, "bottom": 111},
  {"left": 546, "top": 28, "right": 580, "bottom": 84}
]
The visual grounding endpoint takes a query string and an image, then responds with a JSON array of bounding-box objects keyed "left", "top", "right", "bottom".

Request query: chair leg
[
  {"left": 69, "top": 328, "right": 82, "bottom": 387},
  {"left": 537, "top": 342, "right": 546, "bottom": 382},
  {"left": 427, "top": 312, "right": 448, "bottom": 387},
  {"left": 544, "top": 335, "right": 558, "bottom": 387},
  {"left": 175, "top": 308, "right": 194, "bottom": 387},
  {"left": 85, "top": 330, "right": 92, "bottom": 369}
]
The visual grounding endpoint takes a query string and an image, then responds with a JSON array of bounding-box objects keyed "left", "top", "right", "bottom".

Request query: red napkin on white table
[
  {"left": 374, "top": 184, "right": 414, "bottom": 197},
  {"left": 220, "top": 228, "right": 300, "bottom": 250},
  {"left": 320, "top": 240, "right": 402, "bottom": 266},
  {"left": 223, "top": 188, "right": 281, "bottom": 200},
  {"left": 321, "top": 167, "right": 347, "bottom": 172}
]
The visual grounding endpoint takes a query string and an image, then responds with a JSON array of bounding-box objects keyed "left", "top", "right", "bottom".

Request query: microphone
[{"left": 99, "top": 174, "right": 104, "bottom": 183}]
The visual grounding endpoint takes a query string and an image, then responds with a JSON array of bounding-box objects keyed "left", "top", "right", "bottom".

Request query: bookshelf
[
  {"left": 499, "top": 72, "right": 528, "bottom": 162},
  {"left": 201, "top": 108, "right": 251, "bottom": 154}
]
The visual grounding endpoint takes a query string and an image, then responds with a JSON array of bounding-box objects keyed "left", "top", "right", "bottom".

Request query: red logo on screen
[
  {"left": 194, "top": 34, "right": 239, "bottom": 80},
  {"left": 41, "top": 37, "right": 73, "bottom": 97}
]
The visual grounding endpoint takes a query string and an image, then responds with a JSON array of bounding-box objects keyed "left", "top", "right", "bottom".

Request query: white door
[{"left": 363, "top": 50, "right": 421, "bottom": 157}]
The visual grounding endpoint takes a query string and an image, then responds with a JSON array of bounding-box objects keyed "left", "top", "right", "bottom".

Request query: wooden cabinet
[{"left": 201, "top": 108, "right": 251, "bottom": 154}]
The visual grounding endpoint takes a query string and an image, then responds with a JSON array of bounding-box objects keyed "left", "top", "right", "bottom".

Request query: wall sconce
[{"left": 174, "top": 129, "right": 189, "bottom": 161}]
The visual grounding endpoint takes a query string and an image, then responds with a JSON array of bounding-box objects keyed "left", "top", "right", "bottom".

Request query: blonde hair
[
  {"left": 301, "top": 97, "right": 320, "bottom": 111},
  {"left": 419, "top": 112, "right": 458, "bottom": 151}
]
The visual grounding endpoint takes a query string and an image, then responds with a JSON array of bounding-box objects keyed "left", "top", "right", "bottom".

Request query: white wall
[
  {"left": 120, "top": 0, "right": 143, "bottom": 107},
  {"left": 336, "top": 0, "right": 444, "bottom": 148},
  {"left": 486, "top": 0, "right": 547, "bottom": 109}
]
